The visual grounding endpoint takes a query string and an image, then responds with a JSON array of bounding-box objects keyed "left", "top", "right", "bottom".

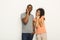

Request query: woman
[{"left": 33, "top": 8, "right": 47, "bottom": 40}]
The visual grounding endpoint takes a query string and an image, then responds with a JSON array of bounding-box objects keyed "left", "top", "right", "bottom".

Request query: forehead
[
  {"left": 27, "top": 6, "right": 32, "bottom": 8},
  {"left": 37, "top": 10, "right": 40, "bottom": 12}
]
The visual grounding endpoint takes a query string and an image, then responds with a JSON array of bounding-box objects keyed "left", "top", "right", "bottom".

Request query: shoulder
[
  {"left": 21, "top": 12, "right": 26, "bottom": 18},
  {"left": 41, "top": 16, "right": 45, "bottom": 19},
  {"left": 41, "top": 16, "right": 44, "bottom": 18},
  {"left": 21, "top": 12, "right": 26, "bottom": 16},
  {"left": 39, "top": 16, "right": 45, "bottom": 20}
]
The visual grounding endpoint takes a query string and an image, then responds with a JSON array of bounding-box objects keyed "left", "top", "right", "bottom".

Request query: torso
[
  {"left": 21, "top": 13, "right": 34, "bottom": 33},
  {"left": 33, "top": 16, "right": 46, "bottom": 34}
]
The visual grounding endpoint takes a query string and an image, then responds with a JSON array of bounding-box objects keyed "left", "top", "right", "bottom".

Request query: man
[{"left": 21, "top": 4, "right": 34, "bottom": 40}]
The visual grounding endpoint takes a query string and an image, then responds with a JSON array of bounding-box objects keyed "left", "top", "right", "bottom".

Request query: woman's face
[{"left": 36, "top": 10, "right": 40, "bottom": 17}]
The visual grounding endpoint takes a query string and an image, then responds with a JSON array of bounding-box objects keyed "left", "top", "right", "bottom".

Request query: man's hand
[
  {"left": 32, "top": 32, "right": 35, "bottom": 34},
  {"left": 22, "top": 9, "right": 30, "bottom": 24},
  {"left": 26, "top": 9, "right": 30, "bottom": 15}
]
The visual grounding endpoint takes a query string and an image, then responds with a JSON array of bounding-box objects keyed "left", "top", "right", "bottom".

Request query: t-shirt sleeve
[{"left": 21, "top": 13, "right": 26, "bottom": 19}]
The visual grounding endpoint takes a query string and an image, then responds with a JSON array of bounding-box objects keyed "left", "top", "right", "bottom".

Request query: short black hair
[
  {"left": 27, "top": 4, "right": 32, "bottom": 8},
  {"left": 36, "top": 8, "right": 45, "bottom": 18}
]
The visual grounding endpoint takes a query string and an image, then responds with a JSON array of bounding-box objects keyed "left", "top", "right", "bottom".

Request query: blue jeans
[{"left": 22, "top": 33, "right": 33, "bottom": 40}]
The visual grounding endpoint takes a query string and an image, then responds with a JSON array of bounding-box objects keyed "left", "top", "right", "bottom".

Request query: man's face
[{"left": 27, "top": 6, "right": 32, "bottom": 12}]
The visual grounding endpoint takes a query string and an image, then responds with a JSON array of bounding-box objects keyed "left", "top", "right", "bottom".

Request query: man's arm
[
  {"left": 22, "top": 14, "right": 29, "bottom": 25},
  {"left": 22, "top": 9, "right": 30, "bottom": 24}
]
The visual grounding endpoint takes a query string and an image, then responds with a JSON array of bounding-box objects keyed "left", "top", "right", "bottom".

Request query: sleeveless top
[{"left": 33, "top": 16, "right": 46, "bottom": 34}]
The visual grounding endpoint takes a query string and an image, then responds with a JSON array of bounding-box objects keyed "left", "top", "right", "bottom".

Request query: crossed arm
[{"left": 22, "top": 14, "right": 29, "bottom": 25}]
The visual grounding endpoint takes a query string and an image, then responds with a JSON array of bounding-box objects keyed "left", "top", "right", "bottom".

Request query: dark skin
[
  {"left": 22, "top": 5, "right": 32, "bottom": 24},
  {"left": 22, "top": 5, "right": 34, "bottom": 34}
]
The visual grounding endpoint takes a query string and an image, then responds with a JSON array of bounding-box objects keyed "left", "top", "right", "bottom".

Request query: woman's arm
[
  {"left": 33, "top": 19, "right": 36, "bottom": 33},
  {"left": 39, "top": 16, "right": 45, "bottom": 27}
]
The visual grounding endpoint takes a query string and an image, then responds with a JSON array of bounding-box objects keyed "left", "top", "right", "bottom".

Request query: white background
[{"left": 0, "top": 0, "right": 60, "bottom": 40}]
